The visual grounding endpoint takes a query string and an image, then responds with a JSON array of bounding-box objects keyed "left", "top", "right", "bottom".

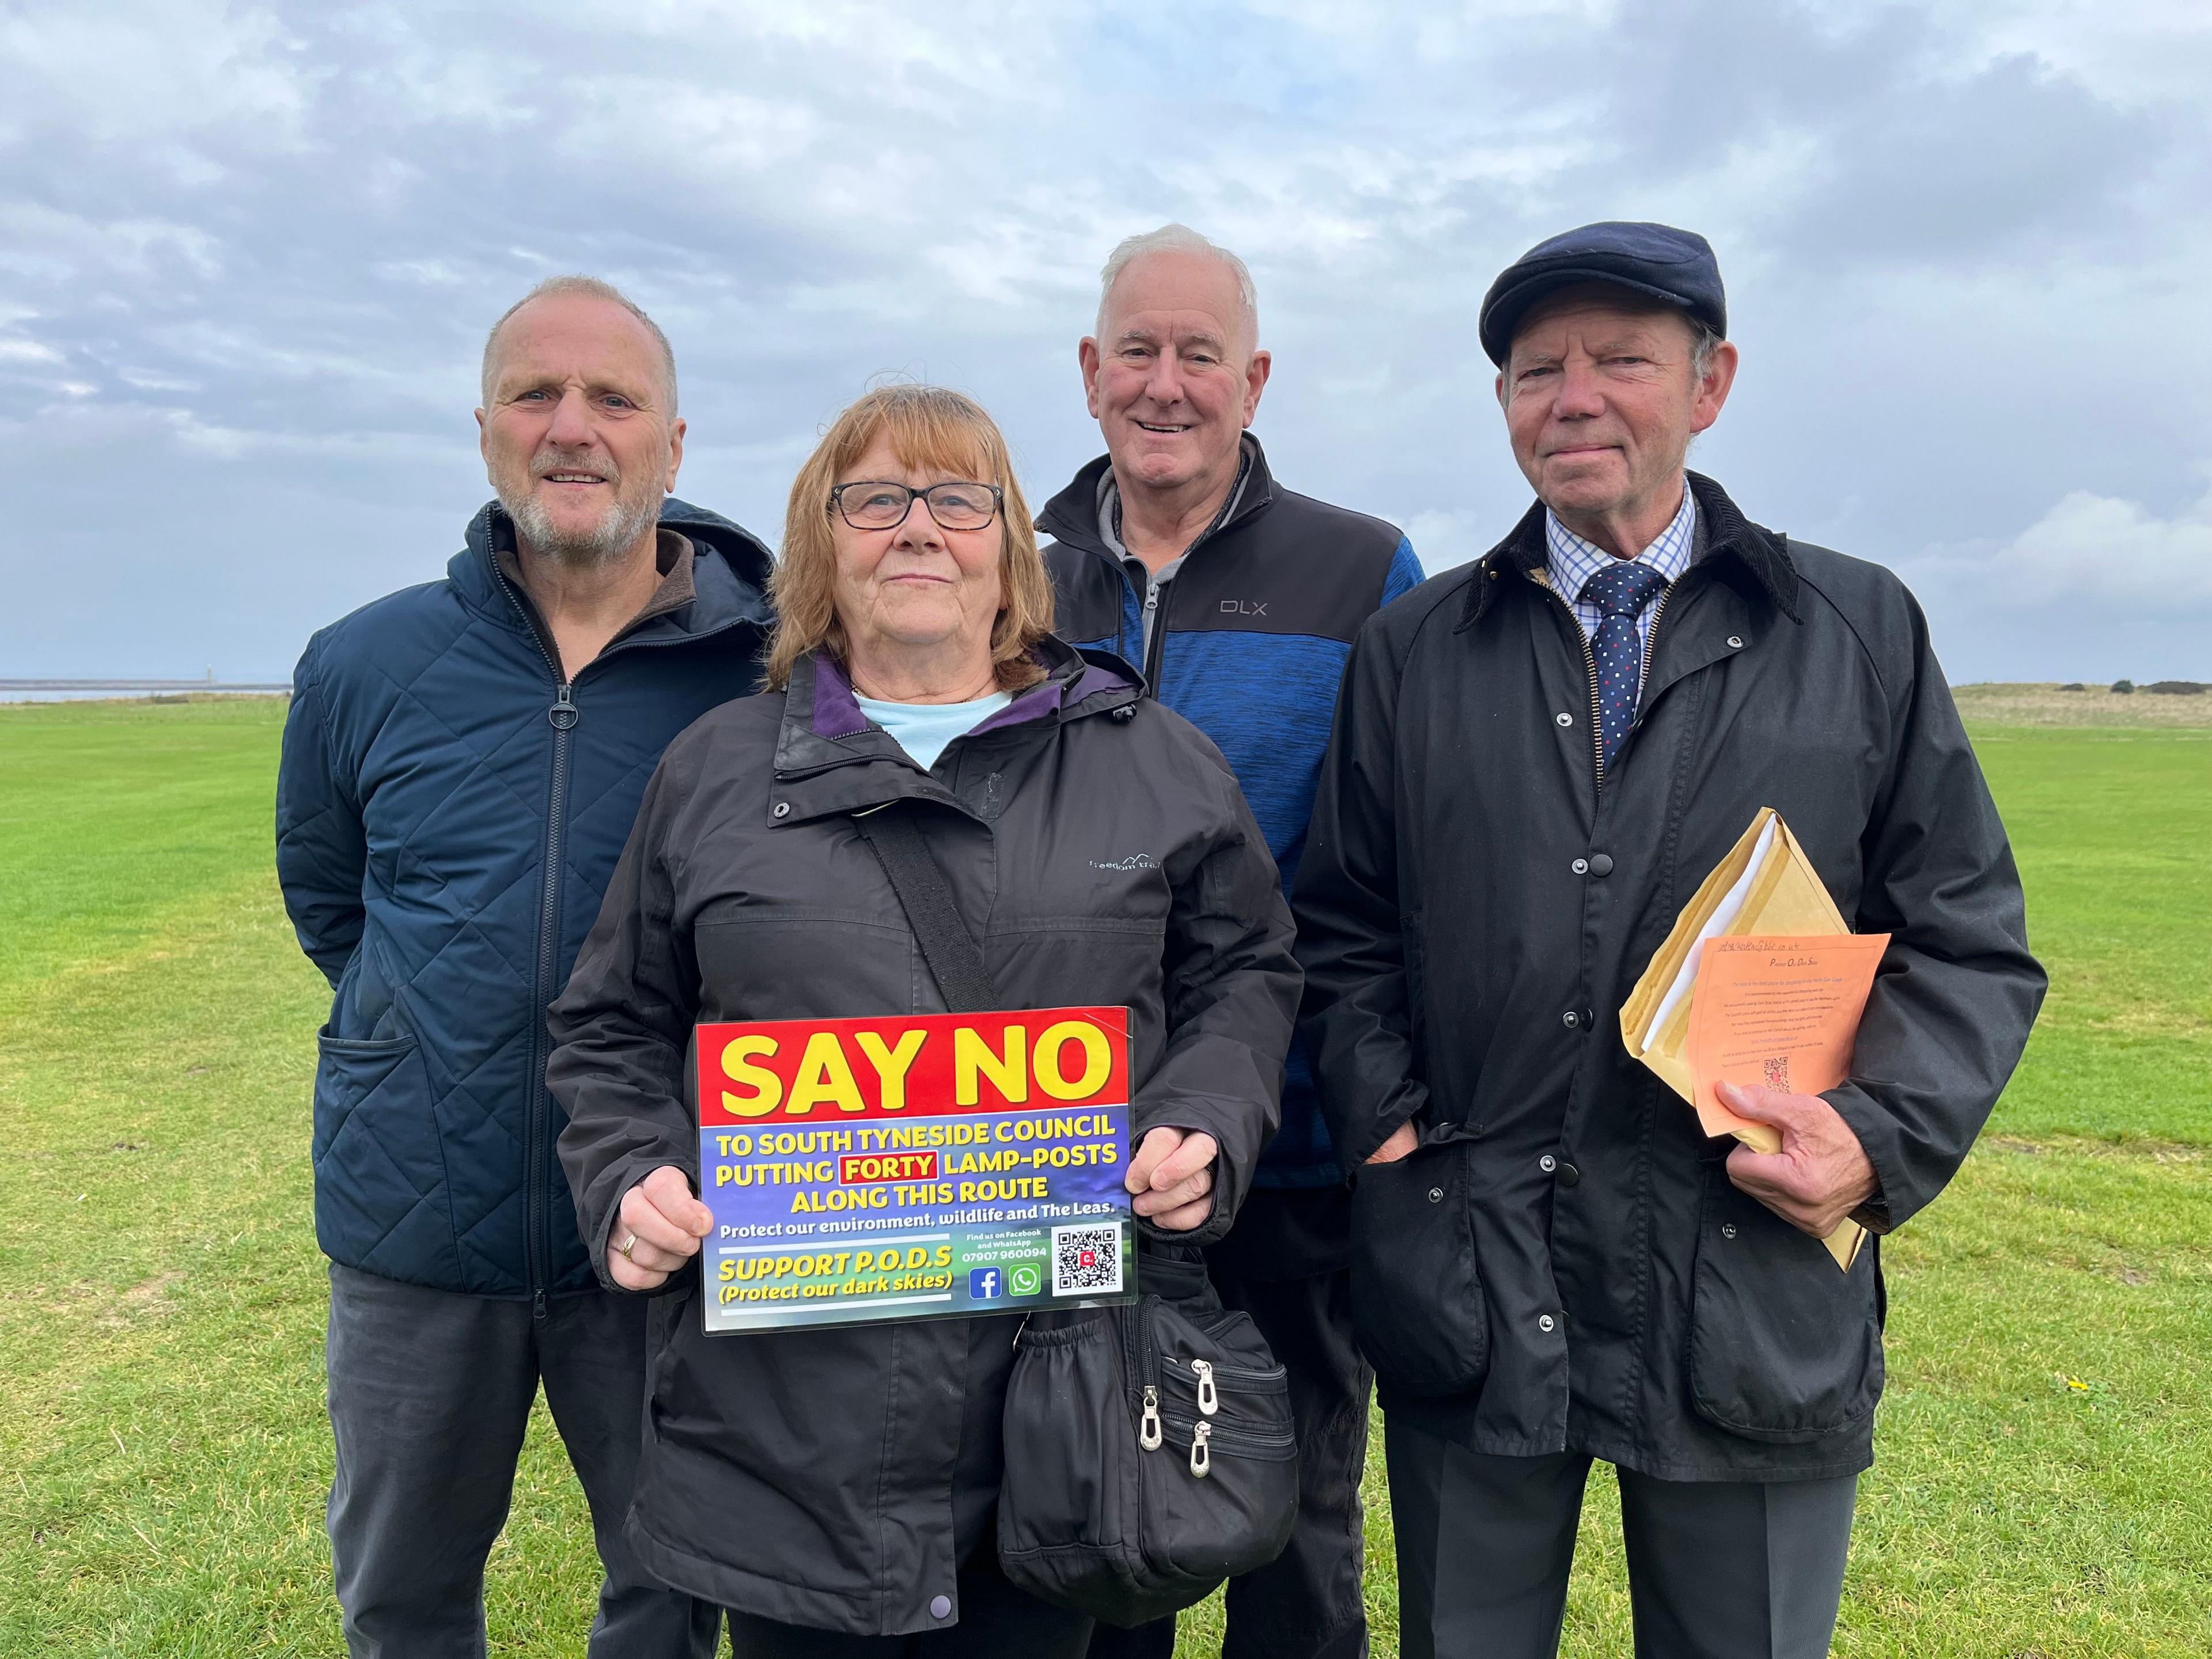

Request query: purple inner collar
[
  {"left": 809, "top": 650, "right": 1134, "bottom": 743},
  {"left": 809, "top": 654, "right": 871, "bottom": 740},
  {"left": 968, "top": 678, "right": 1060, "bottom": 737}
]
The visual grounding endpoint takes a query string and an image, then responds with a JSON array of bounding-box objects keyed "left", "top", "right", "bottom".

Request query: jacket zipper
[
  {"left": 1634, "top": 583, "right": 1676, "bottom": 737},
  {"left": 490, "top": 555, "right": 575, "bottom": 1319},
  {"left": 1537, "top": 585, "right": 1607, "bottom": 787},
  {"left": 1541, "top": 576, "right": 1680, "bottom": 789},
  {"left": 530, "top": 684, "right": 577, "bottom": 1318},
  {"left": 1141, "top": 575, "right": 1166, "bottom": 691},
  {"left": 485, "top": 536, "right": 766, "bottom": 1311},
  {"left": 1118, "top": 498, "right": 1241, "bottom": 699}
]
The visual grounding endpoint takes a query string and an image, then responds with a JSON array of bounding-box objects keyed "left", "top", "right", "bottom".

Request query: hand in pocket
[{"left": 1365, "top": 1120, "right": 1421, "bottom": 1165}]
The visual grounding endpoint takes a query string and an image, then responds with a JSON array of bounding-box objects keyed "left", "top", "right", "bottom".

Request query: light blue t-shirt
[{"left": 854, "top": 689, "right": 1014, "bottom": 771}]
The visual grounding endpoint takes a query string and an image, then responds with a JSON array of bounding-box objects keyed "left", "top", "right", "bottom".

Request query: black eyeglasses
[{"left": 828, "top": 480, "right": 1004, "bottom": 532}]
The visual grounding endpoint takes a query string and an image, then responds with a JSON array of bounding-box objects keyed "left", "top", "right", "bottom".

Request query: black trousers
[
  {"left": 1090, "top": 1186, "right": 1374, "bottom": 1659},
  {"left": 324, "top": 1263, "right": 719, "bottom": 1659},
  {"left": 1385, "top": 1417, "right": 1858, "bottom": 1659},
  {"left": 723, "top": 1546, "right": 1092, "bottom": 1657}
]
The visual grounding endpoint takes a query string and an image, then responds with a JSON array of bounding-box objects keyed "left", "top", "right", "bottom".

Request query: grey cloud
[
  {"left": 1774, "top": 51, "right": 2160, "bottom": 263},
  {"left": 0, "top": 0, "right": 2207, "bottom": 684}
]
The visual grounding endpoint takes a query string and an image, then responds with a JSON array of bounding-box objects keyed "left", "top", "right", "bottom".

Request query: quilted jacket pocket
[
  {"left": 312, "top": 1027, "right": 453, "bottom": 1277},
  {"left": 1348, "top": 1143, "right": 1488, "bottom": 1399},
  {"left": 1688, "top": 1166, "right": 1884, "bottom": 1444}
]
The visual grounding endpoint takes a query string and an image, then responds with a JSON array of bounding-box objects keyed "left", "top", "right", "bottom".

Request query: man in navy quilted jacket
[{"left": 276, "top": 276, "right": 771, "bottom": 1658}]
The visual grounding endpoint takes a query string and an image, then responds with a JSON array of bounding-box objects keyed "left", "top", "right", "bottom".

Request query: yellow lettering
[
  {"left": 786, "top": 1031, "right": 866, "bottom": 1115},
  {"left": 720, "top": 1035, "right": 782, "bottom": 1118},
  {"left": 955, "top": 1024, "right": 1028, "bottom": 1106},
  {"left": 1034, "top": 1020, "right": 1112, "bottom": 1100},
  {"left": 854, "top": 1028, "right": 929, "bottom": 1112}
]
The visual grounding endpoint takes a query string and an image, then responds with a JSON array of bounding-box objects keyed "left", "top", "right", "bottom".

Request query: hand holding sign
[
  {"left": 611, "top": 1164, "right": 714, "bottom": 1291},
  {"left": 1126, "top": 1127, "right": 1219, "bottom": 1232}
]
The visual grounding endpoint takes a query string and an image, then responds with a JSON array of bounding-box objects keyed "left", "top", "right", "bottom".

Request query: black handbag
[{"left": 851, "top": 804, "right": 1300, "bottom": 1626}]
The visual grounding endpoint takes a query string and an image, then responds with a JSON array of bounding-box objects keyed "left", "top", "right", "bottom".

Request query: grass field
[{"left": 1, "top": 692, "right": 2207, "bottom": 1656}]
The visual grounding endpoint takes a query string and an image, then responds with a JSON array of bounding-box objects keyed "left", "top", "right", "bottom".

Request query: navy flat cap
[{"left": 1478, "top": 221, "right": 1726, "bottom": 366}]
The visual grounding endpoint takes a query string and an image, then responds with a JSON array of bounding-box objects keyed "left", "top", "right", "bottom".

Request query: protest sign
[{"left": 694, "top": 1006, "right": 1136, "bottom": 1332}]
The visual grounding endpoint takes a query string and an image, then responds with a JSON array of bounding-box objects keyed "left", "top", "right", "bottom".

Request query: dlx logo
[{"left": 1218, "top": 599, "right": 1269, "bottom": 617}]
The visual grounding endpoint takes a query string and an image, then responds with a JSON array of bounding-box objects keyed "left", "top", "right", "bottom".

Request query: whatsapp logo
[{"left": 1009, "top": 1263, "right": 1042, "bottom": 1297}]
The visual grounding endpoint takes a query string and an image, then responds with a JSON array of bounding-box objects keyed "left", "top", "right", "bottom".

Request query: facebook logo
[{"left": 968, "top": 1268, "right": 1002, "bottom": 1301}]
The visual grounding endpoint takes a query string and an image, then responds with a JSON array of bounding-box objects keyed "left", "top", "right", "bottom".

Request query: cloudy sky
[{"left": 3, "top": 0, "right": 2207, "bottom": 683}]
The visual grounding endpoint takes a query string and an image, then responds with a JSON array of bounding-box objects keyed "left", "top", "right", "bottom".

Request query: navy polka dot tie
[{"left": 1579, "top": 560, "right": 1667, "bottom": 772}]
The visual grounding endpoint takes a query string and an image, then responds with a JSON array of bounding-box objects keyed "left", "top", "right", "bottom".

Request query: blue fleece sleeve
[{"left": 1382, "top": 536, "right": 1423, "bottom": 605}]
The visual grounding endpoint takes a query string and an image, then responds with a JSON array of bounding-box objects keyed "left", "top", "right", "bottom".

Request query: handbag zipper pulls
[
  {"left": 1139, "top": 1386, "right": 1163, "bottom": 1450},
  {"left": 1192, "top": 1359, "right": 1219, "bottom": 1416},
  {"left": 1189, "top": 1421, "right": 1212, "bottom": 1478}
]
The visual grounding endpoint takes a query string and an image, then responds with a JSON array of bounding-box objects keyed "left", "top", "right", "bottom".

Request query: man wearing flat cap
[{"left": 1294, "top": 222, "right": 2044, "bottom": 1656}]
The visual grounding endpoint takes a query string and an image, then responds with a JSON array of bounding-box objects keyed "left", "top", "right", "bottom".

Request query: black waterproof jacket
[
  {"left": 547, "top": 639, "right": 1299, "bottom": 1634},
  {"left": 1294, "top": 474, "right": 2044, "bottom": 1481}
]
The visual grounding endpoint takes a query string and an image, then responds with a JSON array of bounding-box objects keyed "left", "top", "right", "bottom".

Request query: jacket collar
[
  {"left": 772, "top": 634, "right": 1141, "bottom": 806},
  {"left": 451, "top": 495, "right": 775, "bottom": 643},
  {"left": 1457, "top": 472, "right": 1800, "bottom": 630},
  {"left": 1036, "top": 432, "right": 1278, "bottom": 559}
]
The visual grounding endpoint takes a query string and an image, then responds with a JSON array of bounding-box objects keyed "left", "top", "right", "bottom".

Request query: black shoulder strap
[{"left": 851, "top": 805, "right": 1002, "bottom": 1014}]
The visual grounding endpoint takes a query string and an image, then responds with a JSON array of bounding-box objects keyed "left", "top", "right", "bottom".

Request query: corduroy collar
[{"left": 1458, "top": 471, "right": 1800, "bottom": 631}]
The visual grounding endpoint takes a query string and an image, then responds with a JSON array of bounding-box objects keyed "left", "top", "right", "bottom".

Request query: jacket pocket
[
  {"left": 313, "top": 1027, "right": 422, "bottom": 1161},
  {"left": 1687, "top": 1166, "right": 1884, "bottom": 1444},
  {"left": 1347, "top": 1142, "right": 1488, "bottom": 1397},
  {"left": 311, "top": 1025, "right": 454, "bottom": 1272}
]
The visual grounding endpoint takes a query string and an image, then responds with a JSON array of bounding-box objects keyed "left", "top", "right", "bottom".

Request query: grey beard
[{"left": 501, "top": 478, "right": 664, "bottom": 568}]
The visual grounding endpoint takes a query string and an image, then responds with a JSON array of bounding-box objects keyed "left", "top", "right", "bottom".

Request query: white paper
[{"left": 1641, "top": 815, "right": 1780, "bottom": 1054}]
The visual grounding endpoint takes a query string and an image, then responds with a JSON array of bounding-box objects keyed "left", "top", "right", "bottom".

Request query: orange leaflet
[{"left": 1686, "top": 933, "right": 1891, "bottom": 1142}]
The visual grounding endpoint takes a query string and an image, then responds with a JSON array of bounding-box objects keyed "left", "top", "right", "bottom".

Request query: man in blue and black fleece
[{"left": 1044, "top": 224, "right": 1424, "bottom": 1659}]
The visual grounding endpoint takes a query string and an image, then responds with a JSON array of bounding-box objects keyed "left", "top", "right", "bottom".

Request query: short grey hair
[
  {"left": 480, "top": 274, "right": 678, "bottom": 414},
  {"left": 1688, "top": 319, "right": 1724, "bottom": 381},
  {"left": 1094, "top": 224, "right": 1259, "bottom": 351}
]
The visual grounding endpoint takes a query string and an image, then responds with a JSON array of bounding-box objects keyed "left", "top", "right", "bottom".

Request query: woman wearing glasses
[{"left": 547, "top": 385, "right": 1299, "bottom": 1655}]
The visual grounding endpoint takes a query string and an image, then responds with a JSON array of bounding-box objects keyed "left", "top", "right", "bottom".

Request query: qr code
[
  {"left": 1051, "top": 1224, "right": 1123, "bottom": 1296},
  {"left": 1762, "top": 1056, "right": 1791, "bottom": 1090}
]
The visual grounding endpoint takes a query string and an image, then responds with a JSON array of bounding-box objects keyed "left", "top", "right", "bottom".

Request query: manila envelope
[
  {"left": 1619, "top": 809, "right": 1876, "bottom": 1271},
  {"left": 1619, "top": 807, "right": 1849, "bottom": 1119}
]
